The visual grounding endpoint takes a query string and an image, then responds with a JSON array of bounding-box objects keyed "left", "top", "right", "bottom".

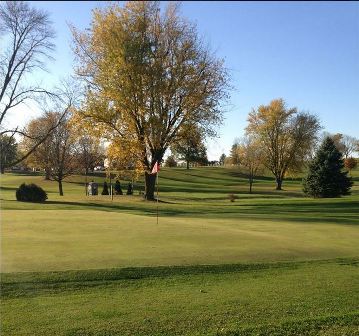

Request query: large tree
[
  {"left": 44, "top": 112, "right": 78, "bottom": 196},
  {"left": 71, "top": 1, "right": 229, "bottom": 199},
  {"left": 246, "top": 98, "right": 321, "bottom": 190},
  {"left": 23, "top": 112, "right": 79, "bottom": 195},
  {"left": 0, "top": 1, "right": 59, "bottom": 167},
  {"left": 21, "top": 115, "right": 54, "bottom": 179},
  {"left": 21, "top": 81, "right": 80, "bottom": 181}
]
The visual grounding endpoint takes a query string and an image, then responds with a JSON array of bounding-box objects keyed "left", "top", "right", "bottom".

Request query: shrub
[
  {"left": 16, "top": 183, "right": 47, "bottom": 202},
  {"left": 228, "top": 194, "right": 238, "bottom": 202},
  {"left": 165, "top": 155, "right": 177, "bottom": 167},
  {"left": 114, "top": 180, "right": 123, "bottom": 195},
  {"left": 101, "top": 181, "right": 109, "bottom": 195},
  {"left": 126, "top": 182, "right": 133, "bottom": 195}
]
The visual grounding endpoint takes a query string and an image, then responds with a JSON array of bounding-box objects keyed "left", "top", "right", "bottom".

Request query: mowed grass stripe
[{"left": 1, "top": 260, "right": 358, "bottom": 336}]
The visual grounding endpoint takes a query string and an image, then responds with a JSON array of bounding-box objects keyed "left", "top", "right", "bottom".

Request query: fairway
[{"left": 1, "top": 167, "right": 359, "bottom": 335}]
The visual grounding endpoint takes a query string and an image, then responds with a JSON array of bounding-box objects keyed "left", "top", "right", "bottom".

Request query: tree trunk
[
  {"left": 0, "top": 166, "right": 4, "bottom": 174},
  {"left": 275, "top": 177, "right": 282, "bottom": 190},
  {"left": 249, "top": 176, "right": 253, "bottom": 194},
  {"left": 144, "top": 172, "right": 156, "bottom": 200},
  {"left": 186, "top": 160, "right": 190, "bottom": 170},
  {"left": 58, "top": 180, "right": 64, "bottom": 196}
]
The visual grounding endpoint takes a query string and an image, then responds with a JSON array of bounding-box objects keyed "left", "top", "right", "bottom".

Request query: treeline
[{"left": 221, "top": 99, "right": 357, "bottom": 195}]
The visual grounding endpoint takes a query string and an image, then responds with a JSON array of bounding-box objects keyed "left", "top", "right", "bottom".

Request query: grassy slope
[{"left": 1, "top": 167, "right": 359, "bottom": 335}]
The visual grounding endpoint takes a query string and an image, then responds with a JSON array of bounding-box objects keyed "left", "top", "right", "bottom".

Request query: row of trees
[
  {"left": 20, "top": 112, "right": 105, "bottom": 195},
  {"left": 224, "top": 99, "right": 357, "bottom": 193}
]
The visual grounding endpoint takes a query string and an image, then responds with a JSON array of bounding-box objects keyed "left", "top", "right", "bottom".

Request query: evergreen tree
[
  {"left": 229, "top": 141, "right": 240, "bottom": 165},
  {"left": 0, "top": 135, "right": 18, "bottom": 173},
  {"left": 219, "top": 153, "right": 226, "bottom": 166},
  {"left": 303, "top": 137, "right": 353, "bottom": 198},
  {"left": 114, "top": 180, "right": 123, "bottom": 195},
  {"left": 126, "top": 182, "right": 133, "bottom": 195},
  {"left": 165, "top": 155, "right": 177, "bottom": 167},
  {"left": 101, "top": 181, "right": 109, "bottom": 195}
]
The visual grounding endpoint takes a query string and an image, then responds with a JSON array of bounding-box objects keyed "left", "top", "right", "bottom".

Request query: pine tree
[
  {"left": 114, "top": 180, "right": 123, "bottom": 195},
  {"left": 101, "top": 181, "right": 109, "bottom": 195},
  {"left": 126, "top": 182, "right": 133, "bottom": 195},
  {"left": 303, "top": 137, "right": 353, "bottom": 198}
]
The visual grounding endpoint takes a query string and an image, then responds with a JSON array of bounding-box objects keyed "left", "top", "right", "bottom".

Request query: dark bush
[
  {"left": 101, "top": 181, "right": 109, "bottom": 195},
  {"left": 228, "top": 194, "right": 238, "bottom": 202},
  {"left": 114, "top": 180, "right": 123, "bottom": 195},
  {"left": 126, "top": 182, "right": 133, "bottom": 195},
  {"left": 16, "top": 183, "right": 47, "bottom": 202}
]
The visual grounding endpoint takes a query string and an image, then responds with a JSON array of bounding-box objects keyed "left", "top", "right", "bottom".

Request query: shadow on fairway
[
  {"left": 25, "top": 198, "right": 358, "bottom": 226},
  {"left": 2, "top": 257, "right": 358, "bottom": 298}
]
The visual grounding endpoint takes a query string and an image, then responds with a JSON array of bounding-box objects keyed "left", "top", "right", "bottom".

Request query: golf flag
[{"left": 151, "top": 161, "right": 160, "bottom": 174}]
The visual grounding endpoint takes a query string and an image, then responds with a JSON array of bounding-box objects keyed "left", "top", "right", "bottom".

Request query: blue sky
[{"left": 13, "top": 1, "right": 359, "bottom": 160}]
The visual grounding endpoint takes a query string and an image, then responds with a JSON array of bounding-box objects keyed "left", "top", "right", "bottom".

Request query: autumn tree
[
  {"left": 21, "top": 81, "right": 80, "bottom": 182},
  {"left": 0, "top": 134, "right": 18, "bottom": 173},
  {"left": 237, "top": 136, "right": 263, "bottom": 193},
  {"left": 21, "top": 115, "right": 54, "bottom": 179},
  {"left": 23, "top": 111, "right": 78, "bottom": 195},
  {"left": 71, "top": 1, "right": 229, "bottom": 199},
  {"left": 344, "top": 157, "right": 357, "bottom": 176},
  {"left": 0, "top": 1, "right": 59, "bottom": 167},
  {"left": 74, "top": 135, "right": 105, "bottom": 175},
  {"left": 171, "top": 122, "right": 208, "bottom": 169},
  {"left": 246, "top": 99, "right": 321, "bottom": 190},
  {"left": 46, "top": 112, "right": 78, "bottom": 196},
  {"left": 324, "top": 133, "right": 358, "bottom": 159},
  {"left": 219, "top": 153, "right": 226, "bottom": 166}
]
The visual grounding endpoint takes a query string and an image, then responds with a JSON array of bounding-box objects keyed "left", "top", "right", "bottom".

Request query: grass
[
  {"left": 1, "top": 167, "right": 359, "bottom": 335},
  {"left": 1, "top": 259, "right": 359, "bottom": 335}
]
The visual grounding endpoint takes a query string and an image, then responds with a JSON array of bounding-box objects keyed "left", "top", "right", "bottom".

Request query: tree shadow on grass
[
  {"left": 39, "top": 199, "right": 359, "bottom": 225},
  {"left": 0, "top": 186, "right": 18, "bottom": 191},
  {"left": 5, "top": 193, "right": 358, "bottom": 225},
  {"left": 2, "top": 257, "right": 358, "bottom": 298}
]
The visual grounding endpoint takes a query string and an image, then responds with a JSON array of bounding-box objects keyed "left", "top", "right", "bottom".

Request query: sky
[{"left": 4, "top": 1, "right": 359, "bottom": 160}]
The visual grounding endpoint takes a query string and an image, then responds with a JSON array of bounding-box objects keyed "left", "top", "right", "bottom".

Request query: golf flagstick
[
  {"left": 156, "top": 169, "right": 159, "bottom": 225},
  {"left": 151, "top": 161, "right": 160, "bottom": 225}
]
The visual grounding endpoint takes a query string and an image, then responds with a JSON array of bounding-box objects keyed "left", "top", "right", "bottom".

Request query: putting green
[{"left": 2, "top": 209, "right": 359, "bottom": 272}]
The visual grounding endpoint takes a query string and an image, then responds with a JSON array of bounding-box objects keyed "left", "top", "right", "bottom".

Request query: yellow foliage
[{"left": 71, "top": 1, "right": 228, "bottom": 174}]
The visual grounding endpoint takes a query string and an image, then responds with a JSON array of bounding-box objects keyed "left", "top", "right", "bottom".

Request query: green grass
[
  {"left": 1, "top": 167, "right": 359, "bottom": 335},
  {"left": 1, "top": 259, "right": 359, "bottom": 335}
]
